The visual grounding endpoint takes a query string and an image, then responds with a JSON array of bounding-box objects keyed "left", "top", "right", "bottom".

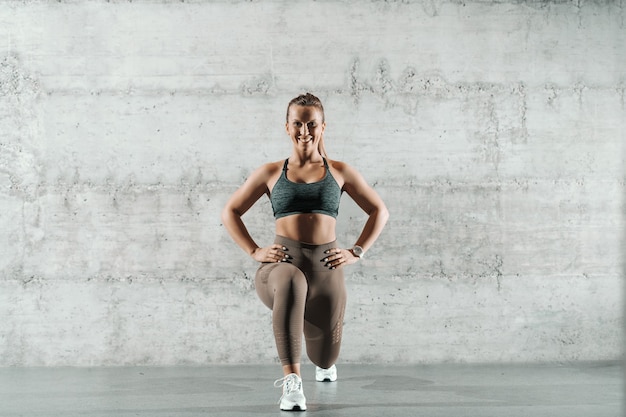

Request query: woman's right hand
[{"left": 251, "top": 244, "right": 291, "bottom": 263}]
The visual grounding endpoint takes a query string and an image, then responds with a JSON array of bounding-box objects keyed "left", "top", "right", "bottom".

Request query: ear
[{"left": 285, "top": 122, "right": 289, "bottom": 135}]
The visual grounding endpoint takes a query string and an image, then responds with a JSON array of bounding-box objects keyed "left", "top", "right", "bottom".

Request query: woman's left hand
[{"left": 322, "top": 248, "right": 360, "bottom": 270}]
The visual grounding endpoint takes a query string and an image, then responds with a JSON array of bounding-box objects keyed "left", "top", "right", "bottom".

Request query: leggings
[{"left": 255, "top": 235, "right": 347, "bottom": 368}]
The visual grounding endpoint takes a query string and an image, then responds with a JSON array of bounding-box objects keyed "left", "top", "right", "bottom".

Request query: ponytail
[{"left": 318, "top": 136, "right": 328, "bottom": 159}]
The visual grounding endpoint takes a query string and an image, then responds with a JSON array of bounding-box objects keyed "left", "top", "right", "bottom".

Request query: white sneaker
[
  {"left": 315, "top": 364, "right": 338, "bottom": 382},
  {"left": 274, "top": 373, "right": 307, "bottom": 411}
]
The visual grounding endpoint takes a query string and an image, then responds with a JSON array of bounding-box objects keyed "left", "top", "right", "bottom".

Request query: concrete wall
[{"left": 0, "top": 0, "right": 623, "bottom": 366}]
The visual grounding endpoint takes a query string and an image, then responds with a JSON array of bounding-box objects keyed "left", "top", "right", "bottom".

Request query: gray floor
[{"left": 0, "top": 362, "right": 622, "bottom": 417}]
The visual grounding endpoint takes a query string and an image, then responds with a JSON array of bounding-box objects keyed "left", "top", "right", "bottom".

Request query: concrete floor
[{"left": 0, "top": 362, "right": 621, "bottom": 417}]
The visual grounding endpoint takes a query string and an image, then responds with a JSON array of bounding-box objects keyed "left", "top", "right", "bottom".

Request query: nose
[{"left": 300, "top": 124, "right": 309, "bottom": 137}]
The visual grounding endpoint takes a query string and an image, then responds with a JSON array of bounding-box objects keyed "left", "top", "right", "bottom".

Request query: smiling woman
[
  {"left": 284, "top": 93, "right": 328, "bottom": 158},
  {"left": 221, "top": 92, "right": 389, "bottom": 411}
]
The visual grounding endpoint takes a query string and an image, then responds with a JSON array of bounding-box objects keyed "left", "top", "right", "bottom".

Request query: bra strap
[{"left": 282, "top": 159, "right": 289, "bottom": 171}]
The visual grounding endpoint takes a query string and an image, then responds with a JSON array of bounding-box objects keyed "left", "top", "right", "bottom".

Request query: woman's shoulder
[
  {"left": 327, "top": 159, "right": 368, "bottom": 189},
  {"left": 327, "top": 159, "right": 363, "bottom": 187},
  {"left": 327, "top": 158, "right": 355, "bottom": 173}
]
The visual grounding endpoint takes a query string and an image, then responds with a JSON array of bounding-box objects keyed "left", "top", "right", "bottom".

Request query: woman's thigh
[{"left": 304, "top": 268, "right": 346, "bottom": 329}]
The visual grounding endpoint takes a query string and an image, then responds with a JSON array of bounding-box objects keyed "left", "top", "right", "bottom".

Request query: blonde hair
[{"left": 286, "top": 93, "right": 328, "bottom": 158}]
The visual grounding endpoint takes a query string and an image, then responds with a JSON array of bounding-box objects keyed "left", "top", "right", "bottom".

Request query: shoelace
[{"left": 273, "top": 374, "right": 302, "bottom": 403}]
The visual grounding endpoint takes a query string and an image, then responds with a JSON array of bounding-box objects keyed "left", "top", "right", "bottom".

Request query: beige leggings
[{"left": 255, "top": 235, "right": 347, "bottom": 368}]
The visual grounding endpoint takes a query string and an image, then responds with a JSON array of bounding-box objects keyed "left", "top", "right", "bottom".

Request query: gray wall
[{"left": 1, "top": 1, "right": 623, "bottom": 366}]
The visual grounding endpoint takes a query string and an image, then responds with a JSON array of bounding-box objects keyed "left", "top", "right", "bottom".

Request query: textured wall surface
[{"left": 0, "top": 0, "right": 624, "bottom": 366}]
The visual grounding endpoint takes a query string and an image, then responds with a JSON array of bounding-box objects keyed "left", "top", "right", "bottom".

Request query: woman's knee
[
  {"left": 269, "top": 264, "right": 307, "bottom": 295},
  {"left": 255, "top": 263, "right": 306, "bottom": 307},
  {"left": 308, "top": 343, "right": 340, "bottom": 369}
]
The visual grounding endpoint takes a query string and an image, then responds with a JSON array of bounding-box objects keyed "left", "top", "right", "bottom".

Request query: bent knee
[
  {"left": 267, "top": 264, "right": 307, "bottom": 296},
  {"left": 268, "top": 263, "right": 306, "bottom": 282},
  {"left": 311, "top": 354, "right": 338, "bottom": 370}
]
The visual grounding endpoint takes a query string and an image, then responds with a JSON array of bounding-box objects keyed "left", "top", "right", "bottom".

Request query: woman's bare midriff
[{"left": 275, "top": 213, "right": 337, "bottom": 245}]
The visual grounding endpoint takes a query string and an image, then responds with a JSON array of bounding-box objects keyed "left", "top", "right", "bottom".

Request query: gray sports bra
[{"left": 270, "top": 158, "right": 342, "bottom": 219}]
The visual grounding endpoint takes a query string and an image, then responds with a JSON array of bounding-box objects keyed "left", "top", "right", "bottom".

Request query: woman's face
[{"left": 286, "top": 105, "right": 325, "bottom": 152}]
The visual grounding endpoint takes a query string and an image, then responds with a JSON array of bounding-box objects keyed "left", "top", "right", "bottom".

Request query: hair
[{"left": 286, "top": 93, "right": 328, "bottom": 158}]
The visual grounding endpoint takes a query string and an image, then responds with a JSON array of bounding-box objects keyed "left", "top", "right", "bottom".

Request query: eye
[{"left": 307, "top": 122, "right": 316, "bottom": 128}]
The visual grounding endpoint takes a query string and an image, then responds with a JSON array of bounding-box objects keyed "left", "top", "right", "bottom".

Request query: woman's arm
[
  {"left": 323, "top": 161, "right": 389, "bottom": 269},
  {"left": 341, "top": 162, "right": 389, "bottom": 256},
  {"left": 221, "top": 163, "right": 289, "bottom": 263}
]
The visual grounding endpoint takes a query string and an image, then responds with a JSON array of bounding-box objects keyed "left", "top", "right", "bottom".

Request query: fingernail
[
  {"left": 323, "top": 258, "right": 328, "bottom": 262},
  {"left": 282, "top": 246, "right": 288, "bottom": 250},
  {"left": 324, "top": 250, "right": 329, "bottom": 254}
]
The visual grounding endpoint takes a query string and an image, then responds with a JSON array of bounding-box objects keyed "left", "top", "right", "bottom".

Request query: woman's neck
[{"left": 289, "top": 150, "right": 323, "bottom": 165}]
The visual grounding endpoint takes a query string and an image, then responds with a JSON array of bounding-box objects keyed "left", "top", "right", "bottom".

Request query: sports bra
[{"left": 270, "top": 158, "right": 342, "bottom": 219}]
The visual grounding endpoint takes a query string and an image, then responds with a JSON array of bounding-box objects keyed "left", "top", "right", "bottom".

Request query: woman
[{"left": 221, "top": 93, "right": 389, "bottom": 411}]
